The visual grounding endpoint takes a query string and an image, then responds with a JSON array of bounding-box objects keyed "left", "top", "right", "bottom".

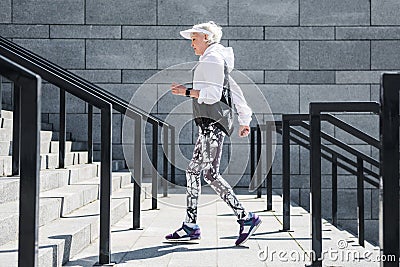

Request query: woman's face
[{"left": 191, "top": 33, "right": 209, "bottom": 56}]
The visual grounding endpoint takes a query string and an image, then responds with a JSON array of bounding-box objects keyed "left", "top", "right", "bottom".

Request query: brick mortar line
[
  {"left": 227, "top": 0, "right": 229, "bottom": 26},
  {"left": 298, "top": 0, "right": 300, "bottom": 26},
  {"left": 10, "top": 0, "right": 13, "bottom": 23},
  {"left": 156, "top": 0, "right": 158, "bottom": 25},
  {"left": 83, "top": 0, "right": 86, "bottom": 25}
]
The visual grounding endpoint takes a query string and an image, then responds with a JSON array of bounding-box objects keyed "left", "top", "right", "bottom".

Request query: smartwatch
[{"left": 185, "top": 89, "right": 191, "bottom": 97}]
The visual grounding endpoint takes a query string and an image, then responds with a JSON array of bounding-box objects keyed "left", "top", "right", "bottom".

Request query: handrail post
[
  {"left": 98, "top": 104, "right": 112, "bottom": 265},
  {"left": 357, "top": 157, "right": 365, "bottom": 247},
  {"left": 132, "top": 114, "right": 143, "bottom": 229},
  {"left": 87, "top": 104, "right": 93, "bottom": 164},
  {"left": 331, "top": 154, "right": 338, "bottom": 227},
  {"left": 162, "top": 125, "right": 168, "bottom": 197},
  {"left": 18, "top": 74, "right": 41, "bottom": 267},
  {"left": 250, "top": 127, "right": 256, "bottom": 190},
  {"left": 310, "top": 105, "right": 322, "bottom": 267},
  {"left": 151, "top": 122, "right": 158, "bottom": 210},
  {"left": 59, "top": 88, "right": 66, "bottom": 169},
  {"left": 256, "top": 124, "right": 262, "bottom": 198},
  {"left": 170, "top": 126, "right": 176, "bottom": 187},
  {"left": 282, "top": 116, "right": 291, "bottom": 231},
  {"left": 0, "top": 76, "right": 3, "bottom": 117},
  {"left": 266, "top": 122, "right": 273, "bottom": 211},
  {"left": 380, "top": 73, "right": 399, "bottom": 267},
  {"left": 12, "top": 83, "right": 20, "bottom": 175}
]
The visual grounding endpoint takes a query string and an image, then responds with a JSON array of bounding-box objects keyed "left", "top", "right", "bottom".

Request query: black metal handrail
[
  {"left": 1, "top": 35, "right": 176, "bottom": 199},
  {"left": 0, "top": 55, "right": 41, "bottom": 266},
  {"left": 250, "top": 103, "right": 380, "bottom": 266},
  {"left": 249, "top": 124, "right": 273, "bottom": 211},
  {"left": 0, "top": 36, "right": 175, "bottom": 209},
  {"left": 255, "top": 113, "right": 380, "bottom": 223},
  {"left": 380, "top": 73, "right": 400, "bottom": 267},
  {"left": 0, "top": 36, "right": 176, "bottom": 266},
  {"left": 308, "top": 102, "right": 379, "bottom": 266},
  {"left": 0, "top": 36, "right": 166, "bottom": 126},
  {"left": 252, "top": 94, "right": 400, "bottom": 267},
  {"left": 274, "top": 114, "right": 380, "bottom": 234}
]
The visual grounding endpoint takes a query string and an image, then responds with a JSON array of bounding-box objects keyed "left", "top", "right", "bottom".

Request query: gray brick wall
[{"left": 2, "top": 0, "right": 400, "bottom": 245}]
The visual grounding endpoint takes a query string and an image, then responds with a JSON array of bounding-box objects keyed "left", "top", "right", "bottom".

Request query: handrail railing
[
  {"left": 251, "top": 103, "right": 380, "bottom": 266},
  {"left": 380, "top": 73, "right": 400, "bottom": 267},
  {"left": 275, "top": 115, "right": 379, "bottom": 234},
  {"left": 309, "top": 102, "right": 379, "bottom": 266},
  {"left": 0, "top": 36, "right": 166, "bottom": 126},
  {"left": 0, "top": 36, "right": 176, "bottom": 266},
  {"left": 0, "top": 55, "right": 41, "bottom": 266},
  {"left": 0, "top": 35, "right": 176, "bottom": 196},
  {"left": 0, "top": 36, "right": 176, "bottom": 208}
]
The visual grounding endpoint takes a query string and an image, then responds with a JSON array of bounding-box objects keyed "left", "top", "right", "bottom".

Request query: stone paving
[{"left": 66, "top": 187, "right": 381, "bottom": 267}]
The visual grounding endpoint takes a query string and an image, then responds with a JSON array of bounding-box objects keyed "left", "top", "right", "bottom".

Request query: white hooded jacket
[{"left": 193, "top": 43, "right": 252, "bottom": 126}]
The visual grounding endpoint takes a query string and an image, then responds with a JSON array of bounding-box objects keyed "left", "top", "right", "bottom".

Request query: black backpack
[{"left": 192, "top": 61, "right": 234, "bottom": 136}]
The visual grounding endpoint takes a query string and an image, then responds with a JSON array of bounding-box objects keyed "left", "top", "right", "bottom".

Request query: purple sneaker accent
[
  {"left": 235, "top": 212, "right": 262, "bottom": 246},
  {"left": 165, "top": 222, "right": 201, "bottom": 242}
]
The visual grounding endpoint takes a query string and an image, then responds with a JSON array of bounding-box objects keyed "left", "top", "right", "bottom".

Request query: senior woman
[{"left": 165, "top": 21, "right": 261, "bottom": 246}]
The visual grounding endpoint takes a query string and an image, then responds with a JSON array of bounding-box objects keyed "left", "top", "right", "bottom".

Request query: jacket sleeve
[
  {"left": 195, "top": 56, "right": 224, "bottom": 105},
  {"left": 229, "top": 76, "right": 252, "bottom": 126}
]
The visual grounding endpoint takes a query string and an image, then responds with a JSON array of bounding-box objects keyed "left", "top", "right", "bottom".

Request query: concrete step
[
  {"left": 0, "top": 111, "right": 50, "bottom": 129},
  {"left": 0, "top": 112, "right": 74, "bottom": 143},
  {"left": 77, "top": 171, "right": 132, "bottom": 194},
  {"left": 0, "top": 110, "right": 13, "bottom": 119},
  {"left": 0, "top": 183, "right": 100, "bottom": 246},
  {"left": 93, "top": 160, "right": 126, "bottom": 173},
  {"left": 93, "top": 152, "right": 128, "bottom": 168},
  {"left": 49, "top": 141, "right": 73, "bottom": 153},
  {"left": 0, "top": 128, "right": 12, "bottom": 141},
  {"left": 41, "top": 140, "right": 73, "bottom": 154},
  {"left": 0, "top": 129, "right": 53, "bottom": 143},
  {"left": 0, "top": 164, "right": 99, "bottom": 205},
  {"left": 0, "top": 198, "right": 130, "bottom": 266},
  {"left": 1, "top": 117, "right": 12, "bottom": 129},
  {"left": 0, "top": 141, "right": 11, "bottom": 156},
  {"left": 0, "top": 156, "right": 11, "bottom": 176},
  {"left": 0, "top": 140, "right": 74, "bottom": 156},
  {"left": 41, "top": 130, "right": 53, "bottom": 144},
  {"left": 0, "top": 170, "right": 131, "bottom": 246},
  {"left": 38, "top": 151, "right": 89, "bottom": 170},
  {"left": 112, "top": 181, "right": 152, "bottom": 212}
]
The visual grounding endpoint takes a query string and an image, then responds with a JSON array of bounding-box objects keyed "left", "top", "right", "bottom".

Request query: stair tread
[{"left": 0, "top": 198, "right": 130, "bottom": 266}]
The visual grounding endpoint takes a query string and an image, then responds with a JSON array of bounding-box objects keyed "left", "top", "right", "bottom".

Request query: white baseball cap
[{"left": 180, "top": 27, "right": 214, "bottom": 40}]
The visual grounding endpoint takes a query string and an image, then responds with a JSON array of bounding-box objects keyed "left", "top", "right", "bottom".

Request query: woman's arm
[
  {"left": 229, "top": 76, "right": 252, "bottom": 126},
  {"left": 171, "top": 83, "right": 200, "bottom": 98}
]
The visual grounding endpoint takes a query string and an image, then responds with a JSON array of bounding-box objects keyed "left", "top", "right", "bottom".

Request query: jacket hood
[{"left": 200, "top": 43, "right": 235, "bottom": 72}]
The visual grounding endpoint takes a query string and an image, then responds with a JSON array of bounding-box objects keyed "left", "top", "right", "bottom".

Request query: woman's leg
[
  {"left": 185, "top": 128, "right": 206, "bottom": 224},
  {"left": 202, "top": 125, "right": 248, "bottom": 220}
]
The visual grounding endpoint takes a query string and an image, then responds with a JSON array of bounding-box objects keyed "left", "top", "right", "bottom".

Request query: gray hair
[{"left": 192, "top": 21, "right": 223, "bottom": 44}]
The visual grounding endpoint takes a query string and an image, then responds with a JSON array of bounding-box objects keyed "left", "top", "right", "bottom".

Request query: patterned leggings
[{"left": 185, "top": 123, "right": 247, "bottom": 224}]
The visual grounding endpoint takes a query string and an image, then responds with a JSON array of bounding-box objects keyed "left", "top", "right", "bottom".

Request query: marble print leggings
[{"left": 185, "top": 123, "right": 247, "bottom": 224}]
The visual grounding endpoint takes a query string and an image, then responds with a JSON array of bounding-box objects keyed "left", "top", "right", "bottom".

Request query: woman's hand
[
  {"left": 239, "top": 125, "right": 250, "bottom": 137},
  {"left": 171, "top": 83, "right": 187, "bottom": 96}
]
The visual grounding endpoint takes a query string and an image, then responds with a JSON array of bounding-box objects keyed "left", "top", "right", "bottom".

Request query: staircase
[{"left": 0, "top": 109, "right": 151, "bottom": 266}]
